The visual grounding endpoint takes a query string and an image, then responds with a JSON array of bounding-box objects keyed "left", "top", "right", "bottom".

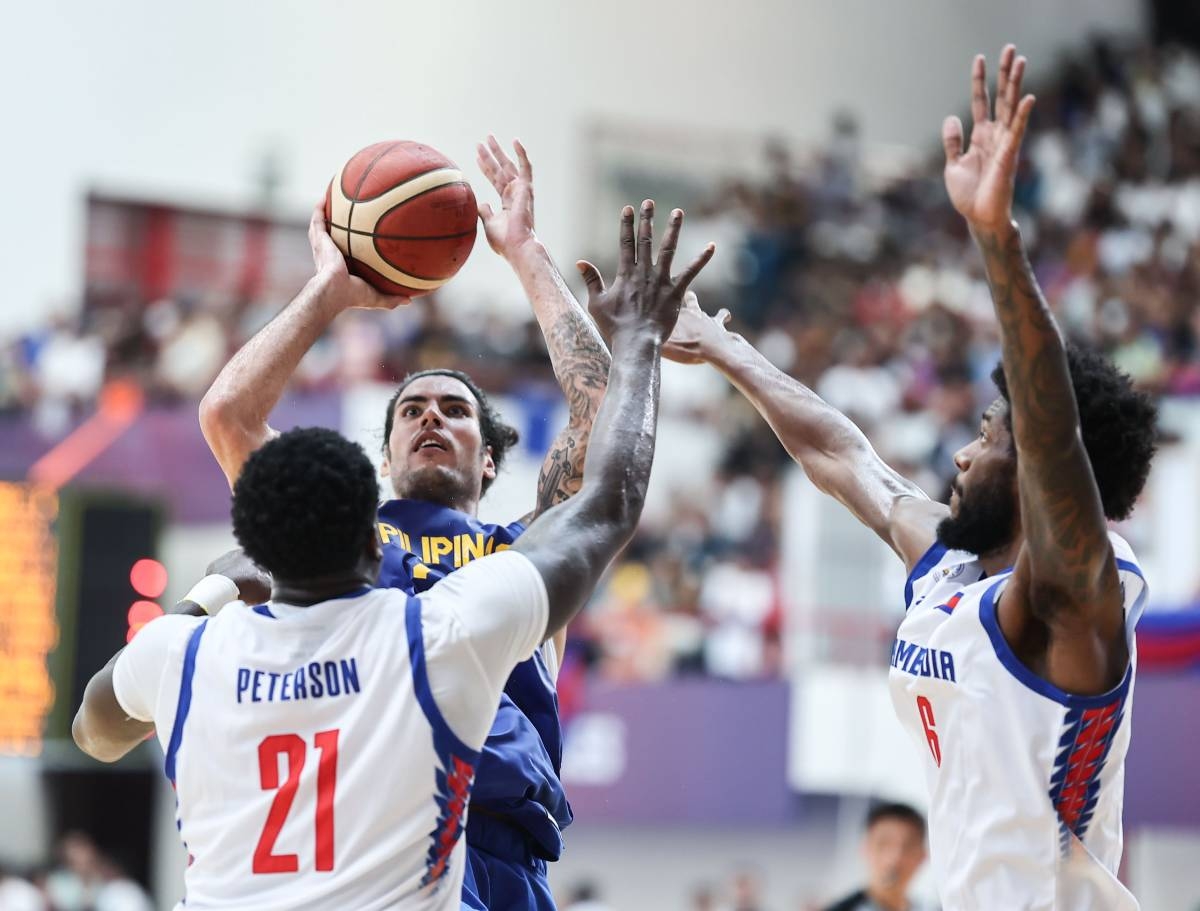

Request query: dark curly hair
[
  {"left": 233, "top": 427, "right": 379, "bottom": 580},
  {"left": 381, "top": 368, "right": 520, "bottom": 495},
  {"left": 991, "top": 344, "right": 1158, "bottom": 521}
]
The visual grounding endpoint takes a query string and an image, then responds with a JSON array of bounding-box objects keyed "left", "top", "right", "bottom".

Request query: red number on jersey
[
  {"left": 253, "top": 730, "right": 341, "bottom": 874},
  {"left": 916, "top": 696, "right": 941, "bottom": 767}
]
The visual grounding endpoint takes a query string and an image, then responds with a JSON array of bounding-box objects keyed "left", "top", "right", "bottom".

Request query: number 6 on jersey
[{"left": 253, "top": 729, "right": 340, "bottom": 874}]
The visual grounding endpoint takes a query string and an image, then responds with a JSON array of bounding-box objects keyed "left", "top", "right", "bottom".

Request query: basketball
[{"left": 324, "top": 141, "right": 478, "bottom": 297}]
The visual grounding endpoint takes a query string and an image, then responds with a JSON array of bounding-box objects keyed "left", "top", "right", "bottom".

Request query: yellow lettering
[
  {"left": 421, "top": 536, "right": 431, "bottom": 563},
  {"left": 462, "top": 533, "right": 485, "bottom": 564},
  {"left": 453, "top": 534, "right": 463, "bottom": 568},
  {"left": 485, "top": 537, "right": 495, "bottom": 555},
  {"left": 400, "top": 531, "right": 411, "bottom": 551},
  {"left": 494, "top": 543, "right": 511, "bottom": 553},
  {"left": 378, "top": 522, "right": 401, "bottom": 545},
  {"left": 429, "top": 537, "right": 453, "bottom": 564}
]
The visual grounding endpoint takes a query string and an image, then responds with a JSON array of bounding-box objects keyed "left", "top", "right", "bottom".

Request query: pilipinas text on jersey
[
  {"left": 375, "top": 498, "right": 573, "bottom": 856},
  {"left": 889, "top": 532, "right": 1147, "bottom": 911}
]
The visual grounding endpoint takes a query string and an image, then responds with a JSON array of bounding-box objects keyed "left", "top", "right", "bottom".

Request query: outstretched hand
[
  {"left": 663, "top": 291, "right": 732, "bottom": 364},
  {"left": 942, "top": 45, "right": 1036, "bottom": 234},
  {"left": 308, "top": 204, "right": 410, "bottom": 311},
  {"left": 577, "top": 201, "right": 715, "bottom": 344},
  {"left": 477, "top": 135, "right": 537, "bottom": 261}
]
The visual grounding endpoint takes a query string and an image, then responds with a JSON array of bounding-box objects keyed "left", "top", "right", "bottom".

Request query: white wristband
[{"left": 182, "top": 574, "right": 241, "bottom": 616}]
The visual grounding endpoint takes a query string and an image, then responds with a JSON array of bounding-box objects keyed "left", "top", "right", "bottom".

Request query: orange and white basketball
[{"left": 324, "top": 141, "right": 478, "bottom": 297}]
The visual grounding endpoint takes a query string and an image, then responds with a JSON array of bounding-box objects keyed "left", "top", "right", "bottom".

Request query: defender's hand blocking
[
  {"left": 477, "top": 136, "right": 538, "bottom": 261},
  {"left": 308, "top": 204, "right": 411, "bottom": 312},
  {"left": 663, "top": 291, "right": 732, "bottom": 365},
  {"left": 942, "top": 45, "right": 1036, "bottom": 233},
  {"left": 578, "top": 202, "right": 715, "bottom": 344}
]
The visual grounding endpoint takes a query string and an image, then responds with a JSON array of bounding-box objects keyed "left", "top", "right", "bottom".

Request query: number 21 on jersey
[{"left": 254, "top": 729, "right": 340, "bottom": 874}]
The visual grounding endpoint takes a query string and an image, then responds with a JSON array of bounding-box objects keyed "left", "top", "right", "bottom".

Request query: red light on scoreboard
[
  {"left": 127, "top": 557, "right": 168, "bottom": 642},
  {"left": 126, "top": 600, "right": 165, "bottom": 643},
  {"left": 130, "top": 558, "right": 168, "bottom": 599}
]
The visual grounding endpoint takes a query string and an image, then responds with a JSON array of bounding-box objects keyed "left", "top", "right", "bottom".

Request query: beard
[
  {"left": 937, "top": 463, "right": 1019, "bottom": 557},
  {"left": 391, "top": 463, "right": 477, "bottom": 511}
]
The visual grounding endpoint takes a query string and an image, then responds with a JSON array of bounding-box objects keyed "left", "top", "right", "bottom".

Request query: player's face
[
  {"left": 937, "top": 398, "right": 1019, "bottom": 556},
  {"left": 862, "top": 819, "right": 926, "bottom": 895},
  {"left": 383, "top": 375, "right": 496, "bottom": 510}
]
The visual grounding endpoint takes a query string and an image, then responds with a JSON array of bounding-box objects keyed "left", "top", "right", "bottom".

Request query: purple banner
[
  {"left": 563, "top": 679, "right": 796, "bottom": 824},
  {"left": 0, "top": 394, "right": 340, "bottom": 523}
]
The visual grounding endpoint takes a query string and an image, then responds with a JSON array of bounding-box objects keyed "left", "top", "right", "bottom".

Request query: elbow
[
  {"left": 198, "top": 387, "right": 236, "bottom": 440},
  {"left": 71, "top": 713, "right": 119, "bottom": 763}
]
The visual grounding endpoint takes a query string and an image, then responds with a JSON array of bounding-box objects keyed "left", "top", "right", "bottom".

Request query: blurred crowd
[
  {"left": 0, "top": 833, "right": 151, "bottom": 911},
  {"left": 2, "top": 37, "right": 1197, "bottom": 682}
]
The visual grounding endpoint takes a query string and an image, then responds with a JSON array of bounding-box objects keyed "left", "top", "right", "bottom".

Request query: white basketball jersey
[
  {"left": 889, "top": 532, "right": 1147, "bottom": 911},
  {"left": 112, "top": 551, "right": 547, "bottom": 911}
]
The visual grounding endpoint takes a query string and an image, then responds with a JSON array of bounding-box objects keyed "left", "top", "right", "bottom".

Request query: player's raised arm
[
  {"left": 477, "top": 137, "right": 611, "bottom": 521},
  {"left": 945, "top": 48, "right": 1123, "bottom": 680},
  {"left": 199, "top": 206, "right": 409, "bottom": 488},
  {"left": 515, "top": 202, "right": 713, "bottom": 637},
  {"left": 662, "top": 294, "right": 943, "bottom": 571}
]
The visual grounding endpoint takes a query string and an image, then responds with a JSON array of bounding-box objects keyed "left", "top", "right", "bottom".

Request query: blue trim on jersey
[
  {"left": 164, "top": 619, "right": 208, "bottom": 784},
  {"left": 404, "top": 597, "right": 480, "bottom": 762},
  {"left": 405, "top": 595, "right": 483, "bottom": 892},
  {"left": 251, "top": 604, "right": 274, "bottom": 618},
  {"left": 978, "top": 577, "right": 1134, "bottom": 708},
  {"left": 1115, "top": 558, "right": 1144, "bottom": 582},
  {"left": 904, "top": 541, "right": 948, "bottom": 610}
]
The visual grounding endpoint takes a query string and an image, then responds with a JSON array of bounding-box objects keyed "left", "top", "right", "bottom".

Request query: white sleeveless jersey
[
  {"left": 890, "top": 532, "right": 1147, "bottom": 911},
  {"left": 111, "top": 552, "right": 547, "bottom": 911}
]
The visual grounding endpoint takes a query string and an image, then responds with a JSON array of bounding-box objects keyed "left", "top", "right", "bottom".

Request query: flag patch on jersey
[
  {"left": 1048, "top": 696, "right": 1126, "bottom": 851},
  {"left": 935, "top": 592, "right": 964, "bottom": 614}
]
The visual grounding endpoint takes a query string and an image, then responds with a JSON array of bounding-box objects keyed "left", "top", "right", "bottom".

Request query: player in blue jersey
[{"left": 199, "top": 140, "right": 684, "bottom": 910}]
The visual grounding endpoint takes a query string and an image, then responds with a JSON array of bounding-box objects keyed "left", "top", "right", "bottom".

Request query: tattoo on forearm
[
  {"left": 535, "top": 308, "right": 611, "bottom": 515},
  {"left": 976, "top": 228, "right": 1111, "bottom": 594}
]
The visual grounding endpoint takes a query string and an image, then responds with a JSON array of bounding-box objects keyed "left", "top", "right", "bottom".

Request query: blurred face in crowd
[
  {"left": 937, "top": 398, "right": 1019, "bottom": 556},
  {"left": 383, "top": 374, "right": 495, "bottom": 512},
  {"left": 863, "top": 816, "right": 926, "bottom": 899}
]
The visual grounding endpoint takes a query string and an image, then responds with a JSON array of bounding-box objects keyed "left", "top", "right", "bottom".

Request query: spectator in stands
[{"left": 822, "top": 803, "right": 930, "bottom": 911}]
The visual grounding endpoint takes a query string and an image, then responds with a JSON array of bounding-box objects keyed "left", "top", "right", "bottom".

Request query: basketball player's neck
[
  {"left": 979, "top": 535, "right": 1022, "bottom": 578},
  {"left": 271, "top": 564, "right": 379, "bottom": 607}
]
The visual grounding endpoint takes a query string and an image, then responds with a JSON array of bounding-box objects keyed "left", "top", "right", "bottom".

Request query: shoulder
[
  {"left": 128, "top": 613, "right": 206, "bottom": 655},
  {"left": 890, "top": 496, "right": 950, "bottom": 572}
]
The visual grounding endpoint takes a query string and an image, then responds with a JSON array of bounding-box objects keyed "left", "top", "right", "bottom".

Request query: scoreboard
[
  {"left": 0, "top": 482, "right": 163, "bottom": 755},
  {"left": 0, "top": 483, "right": 59, "bottom": 755}
]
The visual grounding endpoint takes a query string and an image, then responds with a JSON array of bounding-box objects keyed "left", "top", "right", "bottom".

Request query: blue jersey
[{"left": 376, "top": 498, "right": 573, "bottom": 861}]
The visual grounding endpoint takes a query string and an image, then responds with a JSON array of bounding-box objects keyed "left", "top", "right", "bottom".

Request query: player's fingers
[
  {"left": 971, "top": 54, "right": 990, "bottom": 125},
  {"left": 637, "top": 200, "right": 655, "bottom": 274},
  {"left": 682, "top": 289, "right": 700, "bottom": 310},
  {"left": 514, "top": 139, "right": 533, "bottom": 181},
  {"left": 995, "top": 44, "right": 1015, "bottom": 123},
  {"left": 617, "top": 206, "right": 636, "bottom": 278},
  {"left": 576, "top": 260, "right": 606, "bottom": 297},
  {"left": 1006, "top": 95, "right": 1036, "bottom": 156},
  {"left": 487, "top": 134, "right": 519, "bottom": 180},
  {"left": 656, "top": 208, "right": 683, "bottom": 277},
  {"left": 715, "top": 308, "right": 732, "bottom": 327},
  {"left": 942, "top": 116, "right": 965, "bottom": 163},
  {"left": 478, "top": 202, "right": 495, "bottom": 221},
  {"left": 674, "top": 242, "right": 716, "bottom": 293},
  {"left": 477, "top": 144, "right": 505, "bottom": 191},
  {"left": 1005, "top": 56, "right": 1027, "bottom": 127}
]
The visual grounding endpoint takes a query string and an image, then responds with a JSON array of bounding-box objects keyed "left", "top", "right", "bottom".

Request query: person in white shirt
[
  {"left": 660, "top": 47, "right": 1158, "bottom": 911},
  {"left": 71, "top": 201, "right": 714, "bottom": 911}
]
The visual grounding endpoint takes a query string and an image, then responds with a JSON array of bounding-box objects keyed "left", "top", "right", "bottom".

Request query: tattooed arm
[
  {"left": 477, "top": 138, "right": 611, "bottom": 660},
  {"left": 944, "top": 47, "right": 1123, "bottom": 694},
  {"left": 477, "top": 138, "right": 611, "bottom": 523}
]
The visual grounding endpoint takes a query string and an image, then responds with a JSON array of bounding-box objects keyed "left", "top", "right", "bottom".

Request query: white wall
[{"left": 0, "top": 0, "right": 1143, "bottom": 333}]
